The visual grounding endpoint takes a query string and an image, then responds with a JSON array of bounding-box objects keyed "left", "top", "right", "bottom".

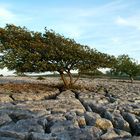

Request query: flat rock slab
[{"left": 20, "top": 99, "right": 85, "bottom": 114}]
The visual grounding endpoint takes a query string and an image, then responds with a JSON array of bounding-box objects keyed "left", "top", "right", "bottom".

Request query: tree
[
  {"left": 111, "top": 55, "right": 140, "bottom": 83},
  {"left": 43, "top": 29, "right": 89, "bottom": 87},
  {"left": 43, "top": 29, "right": 116, "bottom": 87},
  {"left": 0, "top": 24, "right": 115, "bottom": 88}
]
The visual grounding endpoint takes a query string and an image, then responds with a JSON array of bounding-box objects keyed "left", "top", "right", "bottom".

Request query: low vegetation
[
  {"left": 0, "top": 83, "right": 55, "bottom": 93},
  {"left": 109, "top": 55, "right": 140, "bottom": 82}
]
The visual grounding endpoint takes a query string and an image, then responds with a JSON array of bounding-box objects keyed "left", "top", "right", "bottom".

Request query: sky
[{"left": 0, "top": 0, "right": 140, "bottom": 75}]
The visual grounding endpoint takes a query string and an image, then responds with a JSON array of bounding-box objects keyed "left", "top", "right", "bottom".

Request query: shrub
[{"left": 37, "top": 76, "right": 45, "bottom": 80}]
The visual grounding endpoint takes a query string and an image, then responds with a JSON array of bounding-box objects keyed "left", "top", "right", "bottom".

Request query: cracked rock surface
[{"left": 0, "top": 77, "right": 140, "bottom": 140}]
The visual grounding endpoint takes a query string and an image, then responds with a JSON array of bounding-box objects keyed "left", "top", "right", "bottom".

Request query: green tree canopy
[
  {"left": 0, "top": 24, "right": 116, "bottom": 87},
  {"left": 0, "top": 24, "right": 48, "bottom": 73},
  {"left": 111, "top": 54, "right": 140, "bottom": 82}
]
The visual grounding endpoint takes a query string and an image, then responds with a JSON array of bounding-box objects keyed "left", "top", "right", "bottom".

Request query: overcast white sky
[{"left": 0, "top": 0, "right": 140, "bottom": 75}]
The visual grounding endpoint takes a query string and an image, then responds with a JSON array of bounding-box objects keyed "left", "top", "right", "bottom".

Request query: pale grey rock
[
  {"left": 61, "top": 127, "right": 97, "bottom": 140},
  {"left": 113, "top": 117, "right": 130, "bottom": 132},
  {"left": 130, "top": 108, "right": 140, "bottom": 116},
  {"left": 65, "top": 111, "right": 77, "bottom": 120},
  {"left": 76, "top": 116, "right": 86, "bottom": 128},
  {"left": 101, "top": 129, "right": 119, "bottom": 140},
  {"left": 16, "top": 101, "right": 51, "bottom": 114},
  {"left": 0, "top": 77, "right": 140, "bottom": 139},
  {"left": 50, "top": 120, "right": 79, "bottom": 133},
  {"left": 95, "top": 118, "right": 113, "bottom": 131},
  {"left": 122, "top": 112, "right": 139, "bottom": 129},
  {"left": 0, "top": 109, "right": 36, "bottom": 123},
  {"left": 0, "top": 113, "right": 12, "bottom": 126},
  {"left": 97, "top": 98, "right": 109, "bottom": 104},
  {"left": 53, "top": 131, "right": 70, "bottom": 140},
  {"left": 90, "top": 103, "right": 106, "bottom": 116},
  {"left": 47, "top": 114, "right": 66, "bottom": 123},
  {"left": 37, "top": 118, "right": 48, "bottom": 130},
  {"left": 49, "top": 118, "right": 100, "bottom": 139},
  {"left": 0, "top": 103, "right": 15, "bottom": 110},
  {"left": 84, "top": 112, "right": 101, "bottom": 126},
  {"left": 0, "top": 130, "right": 27, "bottom": 140},
  {"left": 29, "top": 98, "right": 85, "bottom": 114},
  {"left": 104, "top": 111, "right": 113, "bottom": 122},
  {"left": 80, "top": 98, "right": 96, "bottom": 109},
  {"left": 92, "top": 126, "right": 103, "bottom": 138},
  {"left": 28, "top": 132, "right": 58, "bottom": 140},
  {"left": 51, "top": 108, "right": 67, "bottom": 114},
  {"left": 115, "top": 129, "right": 131, "bottom": 138},
  {"left": 78, "top": 91, "right": 95, "bottom": 99},
  {"left": 56, "top": 99, "right": 85, "bottom": 114},
  {"left": 0, "top": 118, "right": 44, "bottom": 133},
  {"left": 56, "top": 90, "right": 75, "bottom": 99},
  {"left": 0, "top": 137, "right": 18, "bottom": 140}
]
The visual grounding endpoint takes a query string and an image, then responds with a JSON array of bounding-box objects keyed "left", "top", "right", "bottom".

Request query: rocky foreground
[{"left": 0, "top": 77, "right": 140, "bottom": 140}]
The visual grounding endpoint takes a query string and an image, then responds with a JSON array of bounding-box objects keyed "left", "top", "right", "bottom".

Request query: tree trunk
[
  {"left": 59, "top": 70, "right": 81, "bottom": 88},
  {"left": 67, "top": 71, "right": 73, "bottom": 87},
  {"left": 60, "top": 72, "right": 69, "bottom": 87},
  {"left": 67, "top": 71, "right": 81, "bottom": 87},
  {"left": 130, "top": 76, "right": 134, "bottom": 83}
]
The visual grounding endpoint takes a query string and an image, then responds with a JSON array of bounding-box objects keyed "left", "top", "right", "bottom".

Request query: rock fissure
[{"left": 9, "top": 94, "right": 15, "bottom": 102}]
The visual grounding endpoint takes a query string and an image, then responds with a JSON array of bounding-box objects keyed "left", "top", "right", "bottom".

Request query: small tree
[
  {"left": 43, "top": 29, "right": 89, "bottom": 87},
  {"left": 43, "top": 29, "right": 116, "bottom": 87},
  {"left": 0, "top": 24, "right": 116, "bottom": 88},
  {"left": 112, "top": 55, "right": 140, "bottom": 83},
  {"left": 0, "top": 24, "right": 87, "bottom": 87}
]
